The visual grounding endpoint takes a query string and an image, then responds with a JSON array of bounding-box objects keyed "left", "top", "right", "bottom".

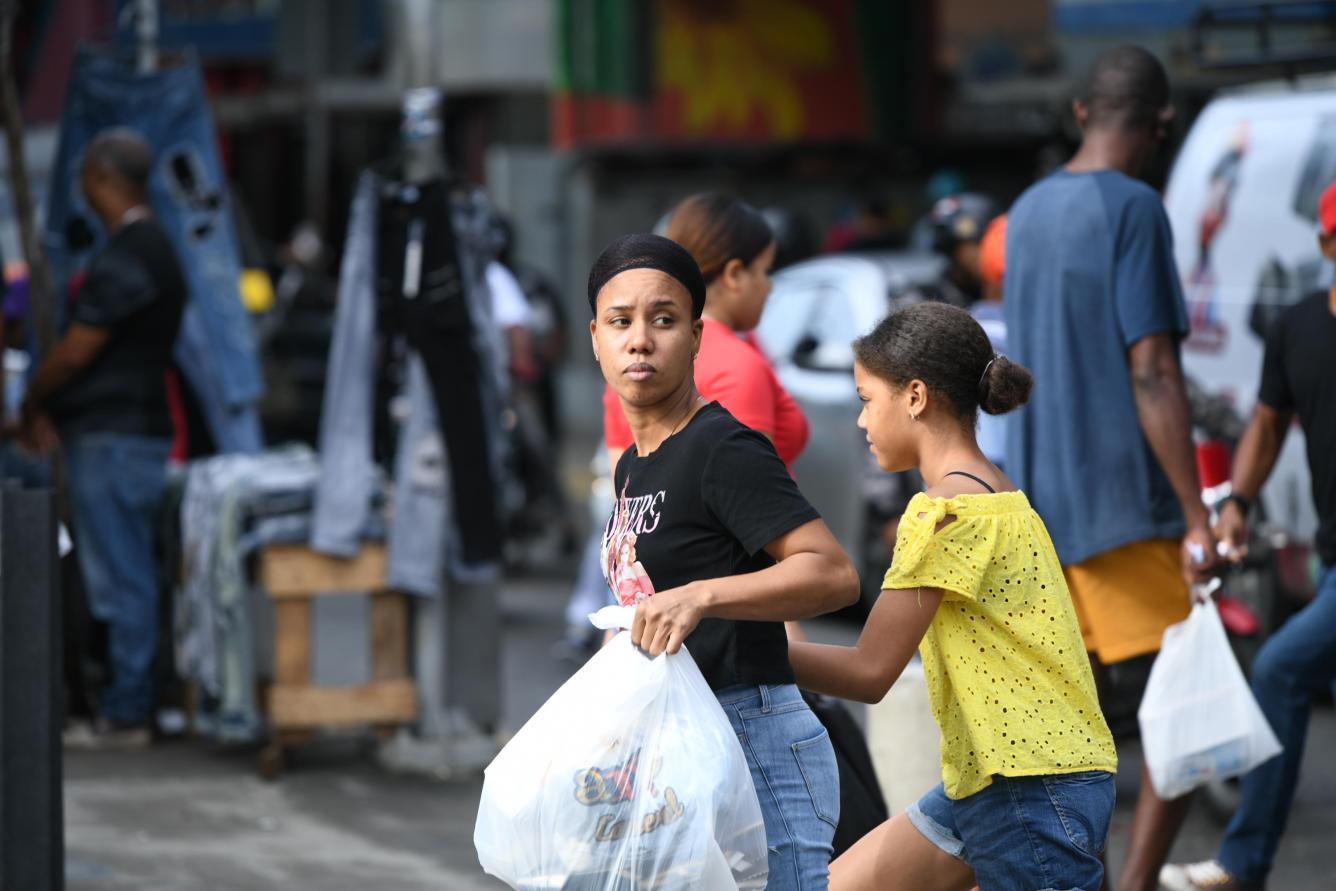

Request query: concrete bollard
[
  {"left": 0, "top": 486, "right": 63, "bottom": 890},
  {"left": 865, "top": 658, "right": 942, "bottom": 816}
]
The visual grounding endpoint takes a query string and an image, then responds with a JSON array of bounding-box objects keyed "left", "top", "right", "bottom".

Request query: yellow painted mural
[{"left": 656, "top": 0, "right": 840, "bottom": 139}]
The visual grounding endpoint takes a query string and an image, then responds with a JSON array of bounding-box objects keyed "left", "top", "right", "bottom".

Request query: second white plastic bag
[
  {"left": 1138, "top": 599, "right": 1282, "bottom": 799},
  {"left": 475, "top": 606, "right": 769, "bottom": 890}
]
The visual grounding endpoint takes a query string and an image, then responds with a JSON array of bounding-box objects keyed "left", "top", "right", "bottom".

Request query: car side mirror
[{"left": 793, "top": 335, "right": 855, "bottom": 372}]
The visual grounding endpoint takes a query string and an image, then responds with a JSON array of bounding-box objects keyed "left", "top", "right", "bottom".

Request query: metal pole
[
  {"left": 400, "top": 0, "right": 435, "bottom": 89},
  {"left": 0, "top": 486, "right": 63, "bottom": 891},
  {"left": 303, "top": 0, "right": 329, "bottom": 234},
  {"left": 136, "top": 0, "right": 158, "bottom": 74}
]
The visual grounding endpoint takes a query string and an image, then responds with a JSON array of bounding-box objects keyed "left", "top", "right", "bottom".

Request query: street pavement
[{"left": 65, "top": 571, "right": 1336, "bottom": 890}]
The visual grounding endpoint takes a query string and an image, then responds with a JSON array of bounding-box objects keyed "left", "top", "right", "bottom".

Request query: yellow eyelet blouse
[{"left": 882, "top": 490, "right": 1117, "bottom": 800}]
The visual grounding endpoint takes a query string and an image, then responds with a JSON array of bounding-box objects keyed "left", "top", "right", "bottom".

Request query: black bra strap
[{"left": 942, "top": 470, "right": 996, "bottom": 494}]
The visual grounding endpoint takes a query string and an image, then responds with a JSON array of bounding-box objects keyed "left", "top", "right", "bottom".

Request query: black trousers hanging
[{"left": 376, "top": 180, "right": 502, "bottom": 565}]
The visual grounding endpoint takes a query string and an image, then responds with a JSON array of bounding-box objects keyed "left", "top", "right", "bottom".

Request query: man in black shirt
[
  {"left": 22, "top": 128, "right": 186, "bottom": 746},
  {"left": 1162, "top": 181, "right": 1336, "bottom": 891}
]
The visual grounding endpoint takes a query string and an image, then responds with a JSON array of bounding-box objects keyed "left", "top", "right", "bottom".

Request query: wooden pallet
[{"left": 257, "top": 543, "right": 417, "bottom": 779}]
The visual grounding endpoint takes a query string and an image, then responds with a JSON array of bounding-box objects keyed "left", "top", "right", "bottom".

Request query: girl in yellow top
[{"left": 789, "top": 303, "right": 1117, "bottom": 891}]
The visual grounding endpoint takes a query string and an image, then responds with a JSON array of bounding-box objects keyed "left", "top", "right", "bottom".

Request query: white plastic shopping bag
[
  {"left": 475, "top": 605, "right": 769, "bottom": 890},
  {"left": 1138, "top": 598, "right": 1282, "bottom": 799}
]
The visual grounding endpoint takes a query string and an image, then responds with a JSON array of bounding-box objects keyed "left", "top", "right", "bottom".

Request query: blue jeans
[
  {"left": 46, "top": 48, "right": 263, "bottom": 453},
  {"left": 1218, "top": 563, "right": 1336, "bottom": 884},
  {"left": 909, "top": 771, "right": 1115, "bottom": 891},
  {"left": 312, "top": 172, "right": 507, "bottom": 593},
  {"left": 715, "top": 683, "right": 839, "bottom": 890},
  {"left": 64, "top": 433, "right": 172, "bottom": 725}
]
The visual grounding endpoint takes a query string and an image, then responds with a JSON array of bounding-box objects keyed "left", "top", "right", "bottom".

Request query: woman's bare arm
[{"left": 631, "top": 518, "right": 859, "bottom": 657}]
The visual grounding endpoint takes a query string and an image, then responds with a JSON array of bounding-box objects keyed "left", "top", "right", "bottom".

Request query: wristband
[{"left": 1220, "top": 493, "right": 1251, "bottom": 515}]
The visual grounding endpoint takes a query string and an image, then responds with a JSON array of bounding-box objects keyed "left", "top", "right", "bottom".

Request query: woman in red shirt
[{"left": 602, "top": 193, "right": 808, "bottom": 468}]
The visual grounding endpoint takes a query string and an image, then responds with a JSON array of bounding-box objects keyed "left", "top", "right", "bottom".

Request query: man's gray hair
[{"left": 83, "top": 127, "right": 153, "bottom": 189}]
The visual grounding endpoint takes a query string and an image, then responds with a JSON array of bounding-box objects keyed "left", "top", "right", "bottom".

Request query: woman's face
[
  {"left": 854, "top": 361, "right": 919, "bottom": 473},
  {"left": 734, "top": 241, "right": 777, "bottom": 332},
  {"left": 590, "top": 268, "right": 702, "bottom": 410}
]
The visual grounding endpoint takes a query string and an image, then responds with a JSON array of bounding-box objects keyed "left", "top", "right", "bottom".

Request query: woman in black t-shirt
[{"left": 588, "top": 233, "right": 860, "bottom": 888}]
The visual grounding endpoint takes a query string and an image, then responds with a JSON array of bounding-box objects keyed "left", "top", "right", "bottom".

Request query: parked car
[{"left": 754, "top": 251, "right": 945, "bottom": 607}]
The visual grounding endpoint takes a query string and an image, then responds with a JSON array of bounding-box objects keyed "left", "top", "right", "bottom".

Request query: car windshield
[{"left": 760, "top": 253, "right": 943, "bottom": 371}]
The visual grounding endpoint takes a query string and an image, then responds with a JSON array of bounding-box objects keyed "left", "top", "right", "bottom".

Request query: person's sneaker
[
  {"left": 1160, "top": 860, "right": 1261, "bottom": 890},
  {"left": 62, "top": 717, "right": 151, "bottom": 751}
]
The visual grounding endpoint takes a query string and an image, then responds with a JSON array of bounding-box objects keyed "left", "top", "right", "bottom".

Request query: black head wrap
[{"left": 587, "top": 233, "right": 706, "bottom": 319}]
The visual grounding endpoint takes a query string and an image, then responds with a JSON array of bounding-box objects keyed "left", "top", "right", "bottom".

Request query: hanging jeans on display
[
  {"left": 313, "top": 171, "right": 508, "bottom": 734},
  {"left": 43, "top": 48, "right": 263, "bottom": 453},
  {"left": 313, "top": 171, "right": 508, "bottom": 590},
  {"left": 375, "top": 179, "right": 502, "bottom": 567}
]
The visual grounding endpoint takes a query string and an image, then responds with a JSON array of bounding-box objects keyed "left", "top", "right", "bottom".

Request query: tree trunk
[
  {"left": 0, "top": 0, "right": 64, "bottom": 510},
  {"left": 0, "top": 0, "right": 57, "bottom": 354}
]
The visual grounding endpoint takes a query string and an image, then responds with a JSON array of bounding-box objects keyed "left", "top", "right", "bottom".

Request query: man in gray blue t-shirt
[{"left": 1005, "top": 46, "right": 1218, "bottom": 891}]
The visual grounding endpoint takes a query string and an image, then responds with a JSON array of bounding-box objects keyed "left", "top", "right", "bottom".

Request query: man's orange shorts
[{"left": 1063, "top": 538, "right": 1191, "bottom": 664}]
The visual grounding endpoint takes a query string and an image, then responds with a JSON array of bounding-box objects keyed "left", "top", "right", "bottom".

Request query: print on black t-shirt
[
  {"left": 603, "top": 477, "right": 661, "bottom": 607},
  {"left": 599, "top": 402, "right": 820, "bottom": 691}
]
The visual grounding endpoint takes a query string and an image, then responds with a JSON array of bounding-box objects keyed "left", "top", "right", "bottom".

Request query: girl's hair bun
[{"left": 979, "top": 354, "right": 1033, "bottom": 416}]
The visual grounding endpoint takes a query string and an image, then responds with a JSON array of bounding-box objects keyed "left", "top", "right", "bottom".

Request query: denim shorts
[
  {"left": 715, "top": 683, "right": 839, "bottom": 891},
  {"left": 908, "top": 771, "right": 1115, "bottom": 891}
]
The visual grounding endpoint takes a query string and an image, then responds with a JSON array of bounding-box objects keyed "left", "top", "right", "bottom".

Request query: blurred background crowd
[{"left": 1, "top": 1, "right": 1334, "bottom": 888}]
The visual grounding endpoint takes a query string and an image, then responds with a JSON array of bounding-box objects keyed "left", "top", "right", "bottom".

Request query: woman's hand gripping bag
[
  {"left": 474, "top": 606, "right": 769, "bottom": 890},
  {"left": 1138, "top": 599, "right": 1282, "bottom": 799}
]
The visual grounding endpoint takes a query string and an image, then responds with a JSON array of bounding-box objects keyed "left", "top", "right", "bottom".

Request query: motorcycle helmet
[{"left": 927, "top": 192, "right": 999, "bottom": 257}]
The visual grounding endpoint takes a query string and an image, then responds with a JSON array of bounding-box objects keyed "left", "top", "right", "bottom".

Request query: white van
[{"left": 1164, "top": 79, "right": 1336, "bottom": 554}]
